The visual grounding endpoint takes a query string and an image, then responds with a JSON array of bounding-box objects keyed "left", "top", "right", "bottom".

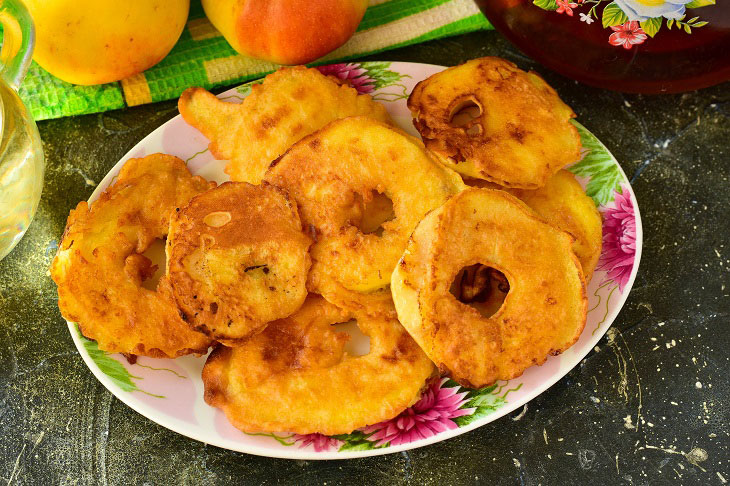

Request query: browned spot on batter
[
  {"left": 260, "top": 106, "right": 292, "bottom": 131},
  {"left": 268, "top": 154, "right": 284, "bottom": 170},
  {"left": 438, "top": 362, "right": 452, "bottom": 378},
  {"left": 508, "top": 124, "right": 527, "bottom": 143},
  {"left": 380, "top": 332, "right": 418, "bottom": 363},
  {"left": 307, "top": 224, "right": 318, "bottom": 243},
  {"left": 496, "top": 66, "right": 513, "bottom": 80},
  {"left": 396, "top": 332, "right": 419, "bottom": 362}
]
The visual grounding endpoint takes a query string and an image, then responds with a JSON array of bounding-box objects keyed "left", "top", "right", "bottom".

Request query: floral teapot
[{"left": 475, "top": 0, "right": 729, "bottom": 93}]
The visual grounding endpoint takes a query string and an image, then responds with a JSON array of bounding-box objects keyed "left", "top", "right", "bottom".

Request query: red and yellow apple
[{"left": 202, "top": 0, "right": 368, "bottom": 65}]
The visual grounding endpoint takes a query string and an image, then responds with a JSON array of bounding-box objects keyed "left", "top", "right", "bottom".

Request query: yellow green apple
[{"left": 25, "top": 0, "right": 189, "bottom": 85}]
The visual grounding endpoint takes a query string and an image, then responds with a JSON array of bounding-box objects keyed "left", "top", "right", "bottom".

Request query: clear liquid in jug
[{"left": 0, "top": 79, "right": 44, "bottom": 260}]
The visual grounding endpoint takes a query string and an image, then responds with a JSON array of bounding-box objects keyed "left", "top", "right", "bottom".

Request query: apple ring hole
[
  {"left": 449, "top": 263, "right": 510, "bottom": 318},
  {"left": 331, "top": 319, "right": 371, "bottom": 357},
  {"left": 449, "top": 98, "right": 483, "bottom": 130},
  {"left": 356, "top": 191, "right": 395, "bottom": 237},
  {"left": 137, "top": 238, "right": 167, "bottom": 291}
]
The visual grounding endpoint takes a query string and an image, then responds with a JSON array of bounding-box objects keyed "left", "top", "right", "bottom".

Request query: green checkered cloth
[{"left": 18, "top": 0, "right": 491, "bottom": 121}]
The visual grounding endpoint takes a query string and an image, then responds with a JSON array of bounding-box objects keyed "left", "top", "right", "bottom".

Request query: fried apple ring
[
  {"left": 51, "top": 154, "right": 214, "bottom": 358},
  {"left": 167, "top": 182, "right": 311, "bottom": 346},
  {"left": 178, "top": 66, "right": 393, "bottom": 184},
  {"left": 264, "top": 116, "right": 465, "bottom": 316},
  {"left": 202, "top": 296, "right": 435, "bottom": 435},
  {"left": 391, "top": 188, "right": 587, "bottom": 388},
  {"left": 465, "top": 170, "right": 602, "bottom": 281},
  {"left": 408, "top": 57, "right": 581, "bottom": 189}
]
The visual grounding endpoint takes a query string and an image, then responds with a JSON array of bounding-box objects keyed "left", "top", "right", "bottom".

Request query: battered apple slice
[
  {"left": 203, "top": 296, "right": 435, "bottom": 435},
  {"left": 392, "top": 188, "right": 587, "bottom": 388},
  {"left": 178, "top": 66, "right": 394, "bottom": 184},
  {"left": 408, "top": 57, "right": 581, "bottom": 189},
  {"left": 264, "top": 116, "right": 465, "bottom": 318},
  {"left": 51, "top": 154, "right": 214, "bottom": 358},
  {"left": 167, "top": 182, "right": 311, "bottom": 346}
]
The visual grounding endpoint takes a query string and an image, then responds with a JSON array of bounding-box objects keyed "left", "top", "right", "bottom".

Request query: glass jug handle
[{"left": 0, "top": 0, "right": 33, "bottom": 90}]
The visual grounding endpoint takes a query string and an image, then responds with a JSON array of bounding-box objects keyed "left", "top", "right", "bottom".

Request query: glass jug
[{"left": 0, "top": 0, "right": 43, "bottom": 260}]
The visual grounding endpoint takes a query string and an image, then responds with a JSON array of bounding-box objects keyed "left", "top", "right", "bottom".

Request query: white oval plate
[{"left": 67, "top": 61, "right": 642, "bottom": 460}]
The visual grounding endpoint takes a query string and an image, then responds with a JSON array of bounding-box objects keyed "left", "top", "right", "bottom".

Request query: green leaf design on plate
[
  {"left": 533, "top": 0, "right": 559, "bottom": 10},
  {"left": 235, "top": 78, "right": 264, "bottom": 97},
  {"left": 360, "top": 62, "right": 406, "bottom": 90},
  {"left": 185, "top": 148, "right": 209, "bottom": 164},
  {"left": 590, "top": 282, "right": 619, "bottom": 335},
  {"left": 685, "top": 0, "right": 714, "bottom": 8},
  {"left": 76, "top": 325, "right": 163, "bottom": 398},
  {"left": 641, "top": 17, "right": 662, "bottom": 37},
  {"left": 568, "top": 122, "right": 623, "bottom": 206},
  {"left": 452, "top": 382, "right": 506, "bottom": 427},
  {"left": 602, "top": 2, "right": 629, "bottom": 28},
  {"left": 134, "top": 363, "right": 187, "bottom": 379},
  {"left": 243, "top": 432, "right": 295, "bottom": 446},
  {"left": 334, "top": 430, "right": 381, "bottom": 451}
]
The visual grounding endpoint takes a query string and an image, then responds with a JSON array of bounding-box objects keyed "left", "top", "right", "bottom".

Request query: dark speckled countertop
[{"left": 1, "top": 31, "right": 728, "bottom": 485}]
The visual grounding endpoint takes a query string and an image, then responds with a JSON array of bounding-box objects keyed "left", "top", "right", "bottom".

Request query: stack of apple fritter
[{"left": 53, "top": 59, "right": 602, "bottom": 436}]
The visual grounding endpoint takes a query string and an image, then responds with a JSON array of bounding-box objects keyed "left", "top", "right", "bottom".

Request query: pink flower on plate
[
  {"left": 597, "top": 185, "right": 636, "bottom": 292},
  {"left": 316, "top": 63, "right": 375, "bottom": 94},
  {"left": 609, "top": 21, "right": 648, "bottom": 49},
  {"left": 556, "top": 0, "right": 578, "bottom": 16},
  {"left": 362, "top": 378, "right": 475, "bottom": 447},
  {"left": 292, "top": 433, "right": 343, "bottom": 452}
]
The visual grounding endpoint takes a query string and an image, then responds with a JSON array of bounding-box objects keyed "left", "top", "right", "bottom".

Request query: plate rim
[{"left": 66, "top": 60, "right": 643, "bottom": 460}]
